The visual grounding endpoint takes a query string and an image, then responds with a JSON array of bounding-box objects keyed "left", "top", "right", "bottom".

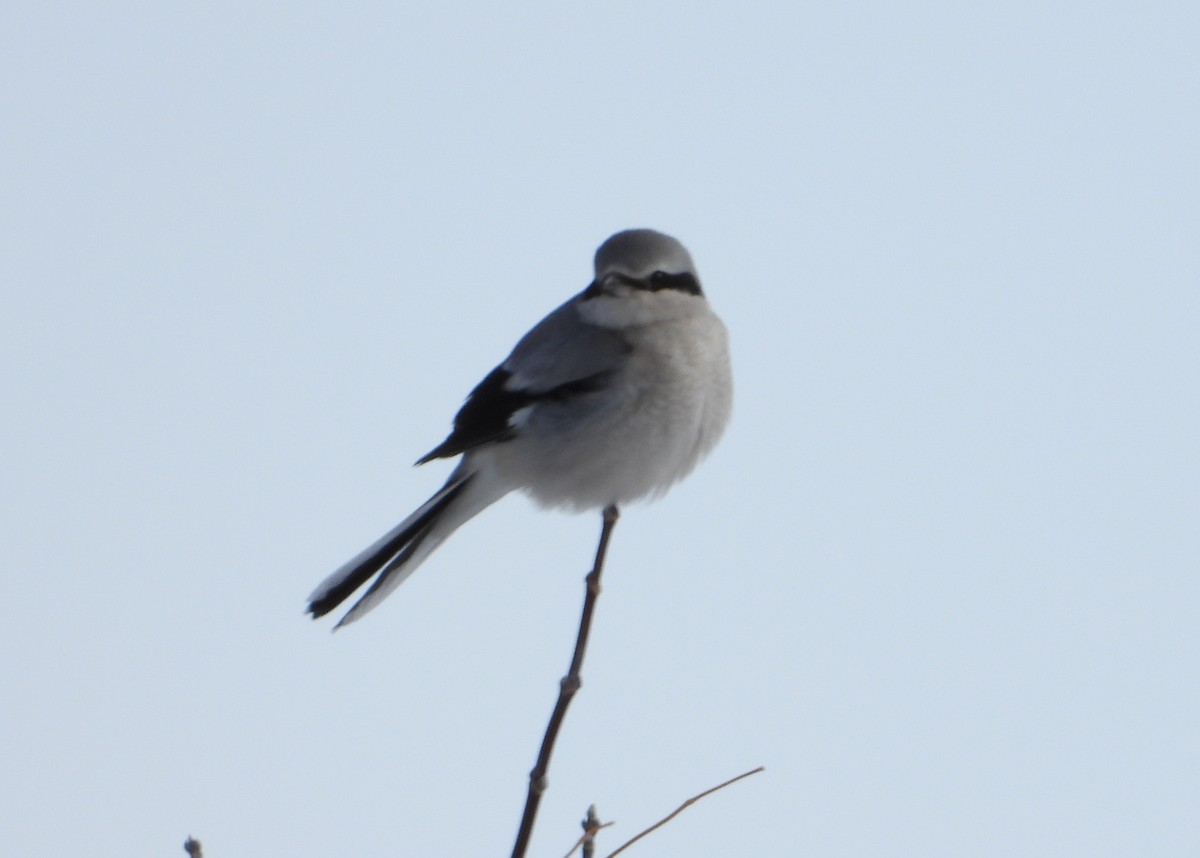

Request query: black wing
[
  {"left": 416, "top": 297, "right": 631, "bottom": 465},
  {"left": 415, "top": 365, "right": 612, "bottom": 464}
]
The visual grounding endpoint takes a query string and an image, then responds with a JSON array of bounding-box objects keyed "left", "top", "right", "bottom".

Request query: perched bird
[{"left": 308, "top": 228, "right": 733, "bottom": 628}]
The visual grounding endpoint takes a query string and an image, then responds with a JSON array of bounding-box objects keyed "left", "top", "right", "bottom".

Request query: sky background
[{"left": 2, "top": 1, "right": 1197, "bottom": 856}]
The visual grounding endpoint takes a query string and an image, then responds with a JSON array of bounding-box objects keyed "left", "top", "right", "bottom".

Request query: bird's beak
[{"left": 582, "top": 272, "right": 638, "bottom": 300}]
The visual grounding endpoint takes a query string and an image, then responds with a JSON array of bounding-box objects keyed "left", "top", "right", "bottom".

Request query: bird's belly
[{"left": 493, "top": 372, "right": 716, "bottom": 510}]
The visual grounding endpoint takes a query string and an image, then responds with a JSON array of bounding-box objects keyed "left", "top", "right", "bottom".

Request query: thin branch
[
  {"left": 510, "top": 505, "right": 621, "bottom": 858},
  {"left": 603, "top": 766, "right": 765, "bottom": 858},
  {"left": 561, "top": 805, "right": 614, "bottom": 858}
]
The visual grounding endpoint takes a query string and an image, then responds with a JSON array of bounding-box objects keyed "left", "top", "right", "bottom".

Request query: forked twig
[
  {"left": 603, "top": 766, "right": 765, "bottom": 858},
  {"left": 510, "top": 505, "right": 621, "bottom": 858},
  {"left": 561, "top": 805, "right": 614, "bottom": 858}
]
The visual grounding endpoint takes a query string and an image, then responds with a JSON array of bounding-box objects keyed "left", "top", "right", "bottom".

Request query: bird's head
[{"left": 580, "top": 229, "right": 707, "bottom": 328}]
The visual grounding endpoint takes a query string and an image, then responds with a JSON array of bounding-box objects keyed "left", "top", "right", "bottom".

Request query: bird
[{"left": 307, "top": 228, "right": 733, "bottom": 628}]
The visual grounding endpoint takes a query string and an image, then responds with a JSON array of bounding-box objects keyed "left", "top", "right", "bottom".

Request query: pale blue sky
[{"left": 2, "top": 2, "right": 1197, "bottom": 856}]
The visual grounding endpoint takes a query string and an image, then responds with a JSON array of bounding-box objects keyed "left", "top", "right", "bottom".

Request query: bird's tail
[{"left": 307, "top": 466, "right": 507, "bottom": 628}]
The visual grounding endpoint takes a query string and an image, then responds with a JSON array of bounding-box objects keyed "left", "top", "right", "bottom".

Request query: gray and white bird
[{"left": 308, "top": 228, "right": 732, "bottom": 627}]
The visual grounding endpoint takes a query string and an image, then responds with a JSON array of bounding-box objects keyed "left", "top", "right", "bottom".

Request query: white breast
[{"left": 481, "top": 309, "right": 732, "bottom": 510}]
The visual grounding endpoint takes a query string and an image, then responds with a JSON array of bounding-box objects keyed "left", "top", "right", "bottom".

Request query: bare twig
[
  {"left": 183, "top": 836, "right": 203, "bottom": 858},
  {"left": 582, "top": 804, "right": 602, "bottom": 858},
  {"left": 561, "top": 805, "right": 614, "bottom": 858},
  {"left": 603, "top": 766, "right": 765, "bottom": 858},
  {"left": 510, "top": 504, "right": 620, "bottom": 858}
]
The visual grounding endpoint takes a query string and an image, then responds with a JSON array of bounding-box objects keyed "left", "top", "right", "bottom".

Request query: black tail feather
[{"left": 307, "top": 475, "right": 472, "bottom": 619}]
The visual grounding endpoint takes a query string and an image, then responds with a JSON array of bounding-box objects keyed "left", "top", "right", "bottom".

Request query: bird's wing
[{"left": 417, "top": 297, "right": 631, "bottom": 464}]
